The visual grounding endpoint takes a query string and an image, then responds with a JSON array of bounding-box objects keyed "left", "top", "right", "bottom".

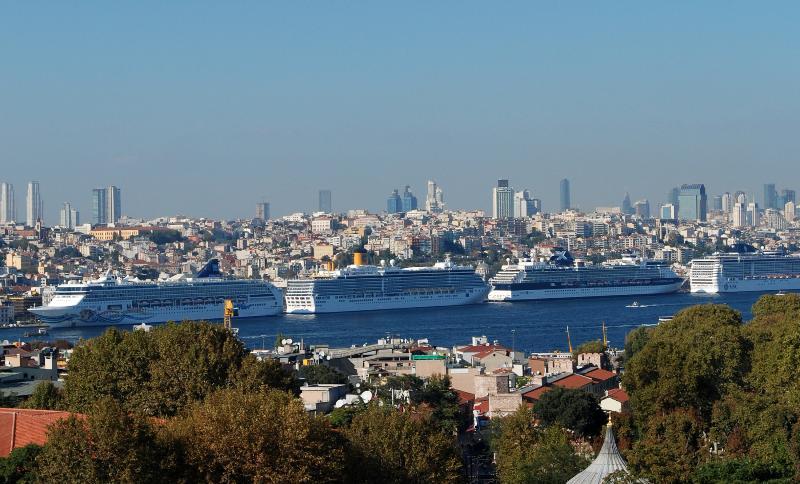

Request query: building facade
[
  {"left": 492, "top": 179, "right": 514, "bottom": 219},
  {"left": 26, "top": 181, "right": 42, "bottom": 227},
  {"left": 0, "top": 182, "right": 14, "bottom": 224},
  {"left": 560, "top": 178, "right": 571, "bottom": 212},
  {"left": 318, "top": 189, "right": 332, "bottom": 213},
  {"left": 677, "top": 184, "right": 707, "bottom": 222}
]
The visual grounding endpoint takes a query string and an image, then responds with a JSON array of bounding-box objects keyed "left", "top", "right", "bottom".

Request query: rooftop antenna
[{"left": 566, "top": 326, "right": 573, "bottom": 354}]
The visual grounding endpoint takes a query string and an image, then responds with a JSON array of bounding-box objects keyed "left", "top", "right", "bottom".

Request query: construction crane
[
  {"left": 223, "top": 299, "right": 239, "bottom": 332},
  {"left": 602, "top": 321, "right": 608, "bottom": 349}
]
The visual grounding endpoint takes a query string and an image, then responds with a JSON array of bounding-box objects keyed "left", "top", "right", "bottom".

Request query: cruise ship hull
[
  {"left": 285, "top": 287, "right": 489, "bottom": 314},
  {"left": 30, "top": 302, "right": 282, "bottom": 329},
  {"left": 691, "top": 277, "right": 800, "bottom": 294},
  {"left": 489, "top": 280, "right": 684, "bottom": 301}
]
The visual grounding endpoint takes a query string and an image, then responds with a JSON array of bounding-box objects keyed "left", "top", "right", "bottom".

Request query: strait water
[{"left": 3, "top": 291, "right": 785, "bottom": 353}]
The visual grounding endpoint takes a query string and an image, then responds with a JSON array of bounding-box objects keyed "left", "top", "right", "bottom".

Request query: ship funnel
[{"left": 353, "top": 251, "right": 367, "bottom": 266}]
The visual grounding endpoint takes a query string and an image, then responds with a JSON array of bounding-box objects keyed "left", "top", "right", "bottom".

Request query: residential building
[
  {"left": 721, "top": 192, "right": 732, "bottom": 213},
  {"left": 785, "top": 201, "right": 797, "bottom": 222},
  {"left": 747, "top": 202, "right": 760, "bottom": 227},
  {"left": 732, "top": 202, "right": 746, "bottom": 228}
]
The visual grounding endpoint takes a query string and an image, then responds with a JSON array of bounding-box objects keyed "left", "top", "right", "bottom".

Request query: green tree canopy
[
  {"left": 22, "top": 381, "right": 62, "bottom": 410},
  {"left": 532, "top": 387, "right": 606, "bottom": 438},
  {"left": 168, "top": 388, "right": 344, "bottom": 483},
  {"left": 343, "top": 404, "right": 462, "bottom": 483},
  {"left": 63, "top": 322, "right": 297, "bottom": 417},
  {"left": 492, "top": 405, "right": 588, "bottom": 484},
  {"left": 297, "top": 364, "right": 348, "bottom": 385},
  {"left": 0, "top": 445, "right": 41, "bottom": 484}
]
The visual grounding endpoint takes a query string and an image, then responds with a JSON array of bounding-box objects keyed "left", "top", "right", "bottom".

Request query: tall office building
[
  {"left": 677, "top": 184, "right": 707, "bottom": 222},
  {"left": 26, "top": 181, "right": 43, "bottom": 227},
  {"left": 780, "top": 189, "right": 796, "bottom": 206},
  {"left": 318, "top": 189, "right": 332, "bottom": 213},
  {"left": 91, "top": 188, "right": 107, "bottom": 225},
  {"left": 387, "top": 189, "right": 402, "bottom": 214},
  {"left": 786, "top": 201, "right": 797, "bottom": 222},
  {"left": 732, "top": 202, "right": 747, "bottom": 228},
  {"left": 747, "top": 202, "right": 760, "bottom": 227},
  {"left": 720, "top": 192, "right": 732, "bottom": 213},
  {"left": 107, "top": 186, "right": 121, "bottom": 223},
  {"left": 401, "top": 186, "right": 418, "bottom": 212},
  {"left": 492, "top": 179, "right": 514, "bottom": 219},
  {"left": 660, "top": 204, "right": 676, "bottom": 220},
  {"left": 621, "top": 193, "right": 633, "bottom": 215},
  {"left": 513, "top": 190, "right": 537, "bottom": 218},
  {"left": 559, "top": 178, "right": 571, "bottom": 212},
  {"left": 255, "top": 202, "right": 270, "bottom": 221},
  {"left": 763, "top": 183, "right": 778, "bottom": 210},
  {"left": 734, "top": 191, "right": 747, "bottom": 205},
  {"left": 711, "top": 195, "right": 723, "bottom": 212},
  {"left": 667, "top": 187, "right": 680, "bottom": 210},
  {"left": 0, "top": 182, "right": 14, "bottom": 224},
  {"left": 59, "top": 202, "right": 79, "bottom": 229},
  {"left": 634, "top": 199, "right": 650, "bottom": 218},
  {"left": 425, "top": 180, "right": 444, "bottom": 213}
]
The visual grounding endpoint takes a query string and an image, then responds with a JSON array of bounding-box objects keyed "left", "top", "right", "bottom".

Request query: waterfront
[{"left": 4, "top": 291, "right": 782, "bottom": 352}]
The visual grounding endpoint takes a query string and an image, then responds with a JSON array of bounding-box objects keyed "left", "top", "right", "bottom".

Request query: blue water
[{"left": 3, "top": 291, "right": 781, "bottom": 353}]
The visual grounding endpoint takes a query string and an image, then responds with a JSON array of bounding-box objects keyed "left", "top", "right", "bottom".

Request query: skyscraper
[
  {"left": 255, "top": 202, "right": 270, "bottom": 221},
  {"left": 425, "top": 180, "right": 444, "bottom": 213},
  {"left": 780, "top": 189, "right": 796, "bottom": 205},
  {"left": 387, "top": 189, "right": 402, "bottom": 214},
  {"left": 91, "top": 188, "right": 107, "bottom": 225},
  {"left": 634, "top": 199, "right": 650, "bottom": 218},
  {"left": 0, "top": 182, "right": 15, "bottom": 224},
  {"left": 401, "top": 186, "right": 418, "bottom": 212},
  {"left": 747, "top": 202, "right": 760, "bottom": 227},
  {"left": 763, "top": 183, "right": 777, "bottom": 209},
  {"left": 667, "top": 187, "right": 680, "bottom": 210},
  {"left": 318, "top": 189, "right": 332, "bottom": 213},
  {"left": 711, "top": 195, "right": 723, "bottom": 212},
  {"left": 621, "top": 193, "right": 633, "bottom": 215},
  {"left": 107, "top": 186, "right": 121, "bottom": 223},
  {"left": 559, "top": 178, "right": 571, "bottom": 212},
  {"left": 26, "top": 181, "right": 42, "bottom": 227},
  {"left": 786, "top": 201, "right": 797, "bottom": 222},
  {"left": 732, "top": 202, "right": 746, "bottom": 228},
  {"left": 59, "top": 202, "right": 79, "bottom": 229},
  {"left": 660, "top": 204, "right": 676, "bottom": 220},
  {"left": 513, "top": 190, "right": 536, "bottom": 218},
  {"left": 492, "top": 179, "right": 514, "bottom": 219},
  {"left": 677, "top": 184, "right": 707, "bottom": 222},
  {"left": 721, "top": 192, "right": 732, "bottom": 213}
]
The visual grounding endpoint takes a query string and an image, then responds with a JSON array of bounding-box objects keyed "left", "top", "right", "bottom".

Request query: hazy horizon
[{"left": 3, "top": 2, "right": 799, "bottom": 222}]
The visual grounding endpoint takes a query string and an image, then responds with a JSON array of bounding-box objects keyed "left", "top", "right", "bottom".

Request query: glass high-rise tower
[{"left": 559, "top": 178, "right": 571, "bottom": 212}]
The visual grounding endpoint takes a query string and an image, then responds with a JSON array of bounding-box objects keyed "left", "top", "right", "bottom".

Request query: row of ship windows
[{"left": 286, "top": 291, "right": 469, "bottom": 302}]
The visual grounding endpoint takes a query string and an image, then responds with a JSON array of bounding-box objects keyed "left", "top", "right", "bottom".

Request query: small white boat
[
  {"left": 626, "top": 301, "right": 641, "bottom": 308},
  {"left": 776, "top": 291, "right": 787, "bottom": 296},
  {"left": 133, "top": 323, "right": 153, "bottom": 332}
]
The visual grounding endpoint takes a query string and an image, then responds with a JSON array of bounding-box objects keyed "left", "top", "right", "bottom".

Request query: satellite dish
[
  {"left": 281, "top": 338, "right": 288, "bottom": 345},
  {"left": 286, "top": 338, "right": 293, "bottom": 345},
  {"left": 360, "top": 390, "right": 373, "bottom": 402},
  {"left": 334, "top": 398, "right": 347, "bottom": 409}
]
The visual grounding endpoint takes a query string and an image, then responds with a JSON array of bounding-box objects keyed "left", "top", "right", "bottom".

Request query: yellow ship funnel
[{"left": 353, "top": 251, "right": 367, "bottom": 266}]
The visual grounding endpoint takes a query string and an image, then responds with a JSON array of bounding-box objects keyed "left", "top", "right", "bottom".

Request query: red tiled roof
[
  {"left": 552, "top": 374, "right": 594, "bottom": 390},
  {"left": 474, "top": 349, "right": 509, "bottom": 360},
  {"left": 454, "top": 390, "right": 475, "bottom": 405},
  {"left": 473, "top": 397, "right": 489, "bottom": 415},
  {"left": 522, "top": 386, "right": 552, "bottom": 401},
  {"left": 457, "top": 344, "right": 507, "bottom": 354},
  {"left": 584, "top": 368, "right": 617, "bottom": 382},
  {"left": 605, "top": 388, "right": 629, "bottom": 403},
  {"left": 0, "top": 408, "right": 82, "bottom": 457}
]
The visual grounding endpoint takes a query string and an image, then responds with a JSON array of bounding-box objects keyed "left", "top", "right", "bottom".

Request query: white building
[
  {"left": 492, "top": 179, "right": 514, "bottom": 219},
  {"left": 59, "top": 202, "right": 80, "bottom": 229},
  {"left": 26, "top": 181, "right": 42, "bottom": 227},
  {"left": 732, "top": 202, "right": 746, "bottom": 228},
  {"left": 0, "top": 182, "right": 14, "bottom": 224},
  {"left": 513, "top": 190, "right": 537, "bottom": 218},
  {"left": 425, "top": 180, "right": 444, "bottom": 213},
  {"left": 785, "top": 201, "right": 796, "bottom": 222}
]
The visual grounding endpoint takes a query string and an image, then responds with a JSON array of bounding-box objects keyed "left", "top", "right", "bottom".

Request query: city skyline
[{"left": 3, "top": 3, "right": 800, "bottom": 220}]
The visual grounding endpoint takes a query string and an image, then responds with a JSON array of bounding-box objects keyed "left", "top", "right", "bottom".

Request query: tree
[
  {"left": 22, "top": 381, "right": 62, "bottom": 410},
  {"left": 574, "top": 339, "right": 605, "bottom": 357},
  {"left": 63, "top": 322, "right": 298, "bottom": 417},
  {"left": 412, "top": 375, "right": 463, "bottom": 432},
  {"left": 0, "top": 445, "right": 41, "bottom": 484},
  {"left": 36, "top": 398, "right": 165, "bottom": 483},
  {"left": 492, "top": 406, "right": 588, "bottom": 484},
  {"left": 623, "top": 304, "right": 749, "bottom": 425},
  {"left": 343, "top": 404, "right": 462, "bottom": 483},
  {"left": 623, "top": 325, "right": 651, "bottom": 362},
  {"left": 297, "top": 364, "right": 347, "bottom": 385},
  {"left": 533, "top": 387, "right": 606, "bottom": 438},
  {"left": 168, "top": 388, "right": 344, "bottom": 483}
]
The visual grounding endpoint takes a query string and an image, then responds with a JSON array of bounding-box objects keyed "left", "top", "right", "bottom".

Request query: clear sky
[{"left": 2, "top": 2, "right": 799, "bottom": 222}]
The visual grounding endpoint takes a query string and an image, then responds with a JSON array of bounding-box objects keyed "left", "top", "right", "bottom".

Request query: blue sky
[{"left": 2, "top": 2, "right": 799, "bottom": 222}]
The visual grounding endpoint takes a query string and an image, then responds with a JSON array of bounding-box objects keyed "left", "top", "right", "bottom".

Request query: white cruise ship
[
  {"left": 488, "top": 248, "right": 684, "bottom": 301},
  {"left": 28, "top": 260, "right": 283, "bottom": 328},
  {"left": 690, "top": 244, "right": 800, "bottom": 293},
  {"left": 284, "top": 253, "right": 489, "bottom": 314}
]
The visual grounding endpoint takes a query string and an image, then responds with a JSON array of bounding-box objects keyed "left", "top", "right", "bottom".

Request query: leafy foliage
[
  {"left": 168, "top": 388, "right": 344, "bottom": 483},
  {"left": 0, "top": 445, "right": 41, "bottom": 484},
  {"left": 63, "top": 322, "right": 297, "bottom": 417},
  {"left": 533, "top": 387, "right": 606, "bottom": 438},
  {"left": 22, "top": 381, "right": 63, "bottom": 410},
  {"left": 574, "top": 339, "right": 605, "bottom": 356},
  {"left": 297, "top": 364, "right": 348, "bottom": 385},
  {"left": 492, "top": 405, "right": 588, "bottom": 484},
  {"left": 343, "top": 404, "right": 462, "bottom": 483}
]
